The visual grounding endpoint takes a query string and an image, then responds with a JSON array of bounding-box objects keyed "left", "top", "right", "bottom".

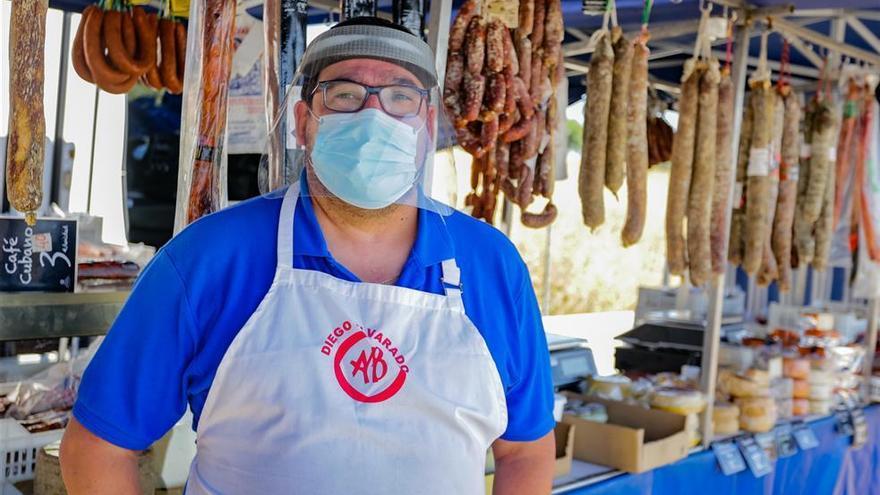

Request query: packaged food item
[
  {"left": 808, "top": 382, "right": 833, "bottom": 401},
  {"left": 587, "top": 375, "right": 631, "bottom": 401},
  {"left": 771, "top": 377, "right": 793, "bottom": 399},
  {"left": 783, "top": 356, "right": 810, "bottom": 379},
  {"left": 650, "top": 388, "right": 707, "bottom": 415},
  {"left": 718, "top": 369, "right": 771, "bottom": 398},
  {"left": 744, "top": 368, "right": 771, "bottom": 386},
  {"left": 792, "top": 379, "right": 810, "bottom": 399},
  {"left": 808, "top": 369, "right": 834, "bottom": 385},
  {"left": 737, "top": 397, "right": 778, "bottom": 433},
  {"left": 776, "top": 398, "right": 793, "bottom": 419},
  {"left": 567, "top": 402, "right": 608, "bottom": 423},
  {"left": 719, "top": 344, "right": 756, "bottom": 371},
  {"left": 809, "top": 398, "right": 832, "bottom": 415},
  {"left": 770, "top": 328, "right": 800, "bottom": 346},
  {"left": 870, "top": 375, "right": 880, "bottom": 403},
  {"left": 792, "top": 398, "right": 809, "bottom": 416},
  {"left": 713, "top": 401, "right": 740, "bottom": 435}
]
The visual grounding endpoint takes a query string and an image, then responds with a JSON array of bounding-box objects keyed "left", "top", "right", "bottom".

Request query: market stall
[{"left": 2, "top": 0, "right": 880, "bottom": 494}]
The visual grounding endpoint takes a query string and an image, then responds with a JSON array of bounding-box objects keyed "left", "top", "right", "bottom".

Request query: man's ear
[{"left": 294, "top": 100, "right": 311, "bottom": 147}]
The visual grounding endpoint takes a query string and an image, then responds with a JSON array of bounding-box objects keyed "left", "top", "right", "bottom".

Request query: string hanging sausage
[
  {"left": 687, "top": 61, "right": 720, "bottom": 287},
  {"left": 622, "top": 37, "right": 650, "bottom": 247},
  {"left": 665, "top": 61, "right": 701, "bottom": 276},
  {"left": 605, "top": 27, "right": 633, "bottom": 197},
  {"left": 742, "top": 82, "right": 774, "bottom": 275},
  {"left": 6, "top": 0, "right": 48, "bottom": 225},
  {"left": 710, "top": 69, "right": 735, "bottom": 273},
  {"left": 772, "top": 89, "right": 801, "bottom": 291},
  {"left": 579, "top": 31, "right": 614, "bottom": 230}
]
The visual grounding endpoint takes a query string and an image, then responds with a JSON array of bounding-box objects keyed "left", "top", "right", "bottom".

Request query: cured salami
[
  {"left": 622, "top": 38, "right": 650, "bottom": 247},
  {"left": 579, "top": 32, "right": 614, "bottom": 230},
  {"left": 687, "top": 62, "right": 720, "bottom": 287},
  {"left": 605, "top": 28, "right": 634, "bottom": 196},
  {"left": 666, "top": 62, "right": 701, "bottom": 275},
  {"left": 710, "top": 70, "right": 735, "bottom": 273},
  {"left": 6, "top": 0, "right": 48, "bottom": 225}
]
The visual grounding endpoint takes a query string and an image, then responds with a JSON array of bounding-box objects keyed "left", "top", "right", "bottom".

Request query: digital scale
[{"left": 547, "top": 333, "right": 596, "bottom": 392}]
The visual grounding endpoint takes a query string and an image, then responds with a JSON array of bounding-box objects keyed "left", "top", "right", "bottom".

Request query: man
[{"left": 61, "top": 17, "right": 555, "bottom": 495}]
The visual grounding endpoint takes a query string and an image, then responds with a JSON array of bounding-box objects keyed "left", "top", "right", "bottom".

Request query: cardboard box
[
  {"left": 562, "top": 393, "right": 690, "bottom": 473},
  {"left": 554, "top": 422, "right": 575, "bottom": 478}
]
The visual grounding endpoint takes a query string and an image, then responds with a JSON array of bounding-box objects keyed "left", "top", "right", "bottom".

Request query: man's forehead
[{"left": 317, "top": 59, "right": 423, "bottom": 88}]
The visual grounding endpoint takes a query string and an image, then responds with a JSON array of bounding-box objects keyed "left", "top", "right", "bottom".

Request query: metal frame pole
[
  {"left": 541, "top": 225, "right": 553, "bottom": 315},
  {"left": 426, "top": 0, "right": 452, "bottom": 200},
  {"left": 864, "top": 298, "right": 879, "bottom": 400},
  {"left": 427, "top": 0, "right": 453, "bottom": 85},
  {"left": 700, "top": 20, "right": 752, "bottom": 448},
  {"left": 51, "top": 13, "right": 72, "bottom": 207}
]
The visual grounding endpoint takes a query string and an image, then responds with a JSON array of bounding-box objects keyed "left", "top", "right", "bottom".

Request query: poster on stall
[
  {"left": 227, "top": 12, "right": 268, "bottom": 155},
  {"left": 0, "top": 217, "right": 78, "bottom": 292}
]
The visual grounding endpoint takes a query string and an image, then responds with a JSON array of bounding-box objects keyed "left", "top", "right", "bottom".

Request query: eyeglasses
[{"left": 312, "top": 79, "right": 430, "bottom": 118}]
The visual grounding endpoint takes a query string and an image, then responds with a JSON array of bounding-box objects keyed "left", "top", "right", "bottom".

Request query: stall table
[{"left": 554, "top": 405, "right": 880, "bottom": 495}]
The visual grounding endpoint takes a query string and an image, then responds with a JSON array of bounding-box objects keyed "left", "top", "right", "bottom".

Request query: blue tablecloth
[{"left": 561, "top": 405, "right": 880, "bottom": 495}]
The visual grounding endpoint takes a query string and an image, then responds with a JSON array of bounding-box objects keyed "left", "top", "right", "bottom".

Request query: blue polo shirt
[{"left": 73, "top": 181, "right": 554, "bottom": 450}]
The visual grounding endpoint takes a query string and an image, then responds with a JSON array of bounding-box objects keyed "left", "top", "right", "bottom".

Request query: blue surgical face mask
[{"left": 308, "top": 108, "right": 422, "bottom": 210}]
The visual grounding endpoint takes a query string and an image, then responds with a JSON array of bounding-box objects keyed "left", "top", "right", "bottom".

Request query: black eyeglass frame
[{"left": 309, "top": 78, "right": 432, "bottom": 118}]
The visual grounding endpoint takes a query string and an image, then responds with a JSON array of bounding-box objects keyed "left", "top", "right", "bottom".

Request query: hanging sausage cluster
[
  {"left": 727, "top": 38, "right": 825, "bottom": 292},
  {"left": 72, "top": 3, "right": 186, "bottom": 95},
  {"left": 828, "top": 78, "right": 880, "bottom": 264},
  {"left": 5, "top": 0, "right": 48, "bottom": 226},
  {"left": 664, "top": 58, "right": 730, "bottom": 287},
  {"left": 180, "top": 0, "right": 237, "bottom": 226},
  {"left": 444, "top": 0, "right": 564, "bottom": 228},
  {"left": 577, "top": 22, "right": 652, "bottom": 245}
]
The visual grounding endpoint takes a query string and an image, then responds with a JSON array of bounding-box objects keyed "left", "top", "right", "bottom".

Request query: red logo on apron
[{"left": 321, "top": 321, "right": 409, "bottom": 403}]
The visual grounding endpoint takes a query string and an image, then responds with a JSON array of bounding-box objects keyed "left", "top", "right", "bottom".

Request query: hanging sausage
[
  {"left": 445, "top": 0, "right": 564, "bottom": 228},
  {"left": 6, "top": 0, "right": 48, "bottom": 225}
]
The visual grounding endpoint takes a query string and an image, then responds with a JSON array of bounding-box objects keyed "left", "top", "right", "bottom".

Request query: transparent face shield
[{"left": 258, "top": 24, "right": 455, "bottom": 216}]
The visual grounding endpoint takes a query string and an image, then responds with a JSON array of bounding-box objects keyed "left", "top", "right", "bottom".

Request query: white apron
[{"left": 185, "top": 183, "right": 507, "bottom": 494}]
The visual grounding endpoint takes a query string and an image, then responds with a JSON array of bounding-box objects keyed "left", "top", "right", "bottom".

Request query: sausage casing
[
  {"left": 687, "top": 62, "right": 720, "bottom": 286},
  {"left": 622, "top": 39, "right": 649, "bottom": 247},
  {"left": 710, "top": 70, "right": 735, "bottom": 273},
  {"left": 579, "top": 32, "right": 614, "bottom": 230},
  {"left": 6, "top": 0, "right": 48, "bottom": 225},
  {"left": 605, "top": 28, "right": 633, "bottom": 196},
  {"left": 665, "top": 62, "right": 701, "bottom": 275}
]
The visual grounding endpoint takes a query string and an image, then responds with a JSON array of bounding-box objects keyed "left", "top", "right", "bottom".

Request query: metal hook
[{"left": 701, "top": 1, "right": 713, "bottom": 15}]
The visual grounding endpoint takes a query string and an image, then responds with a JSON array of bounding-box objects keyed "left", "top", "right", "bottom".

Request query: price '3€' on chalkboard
[{"left": 1, "top": 216, "right": 78, "bottom": 292}]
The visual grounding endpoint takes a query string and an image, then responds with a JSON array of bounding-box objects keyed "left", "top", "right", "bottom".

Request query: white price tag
[
  {"left": 706, "top": 17, "right": 729, "bottom": 40},
  {"left": 828, "top": 146, "right": 837, "bottom": 161},
  {"left": 747, "top": 147, "right": 771, "bottom": 177},
  {"left": 800, "top": 143, "right": 811, "bottom": 159},
  {"left": 733, "top": 182, "right": 744, "bottom": 208},
  {"left": 787, "top": 164, "right": 800, "bottom": 182}
]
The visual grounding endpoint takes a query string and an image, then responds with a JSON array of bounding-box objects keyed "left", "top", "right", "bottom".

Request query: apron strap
[
  {"left": 276, "top": 182, "right": 301, "bottom": 269},
  {"left": 441, "top": 259, "right": 464, "bottom": 309}
]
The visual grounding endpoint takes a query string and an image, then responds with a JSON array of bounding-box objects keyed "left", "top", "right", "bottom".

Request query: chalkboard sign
[{"left": 0, "top": 217, "right": 77, "bottom": 292}]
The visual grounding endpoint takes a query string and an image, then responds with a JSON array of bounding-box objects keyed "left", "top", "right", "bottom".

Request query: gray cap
[{"left": 299, "top": 21, "right": 438, "bottom": 97}]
